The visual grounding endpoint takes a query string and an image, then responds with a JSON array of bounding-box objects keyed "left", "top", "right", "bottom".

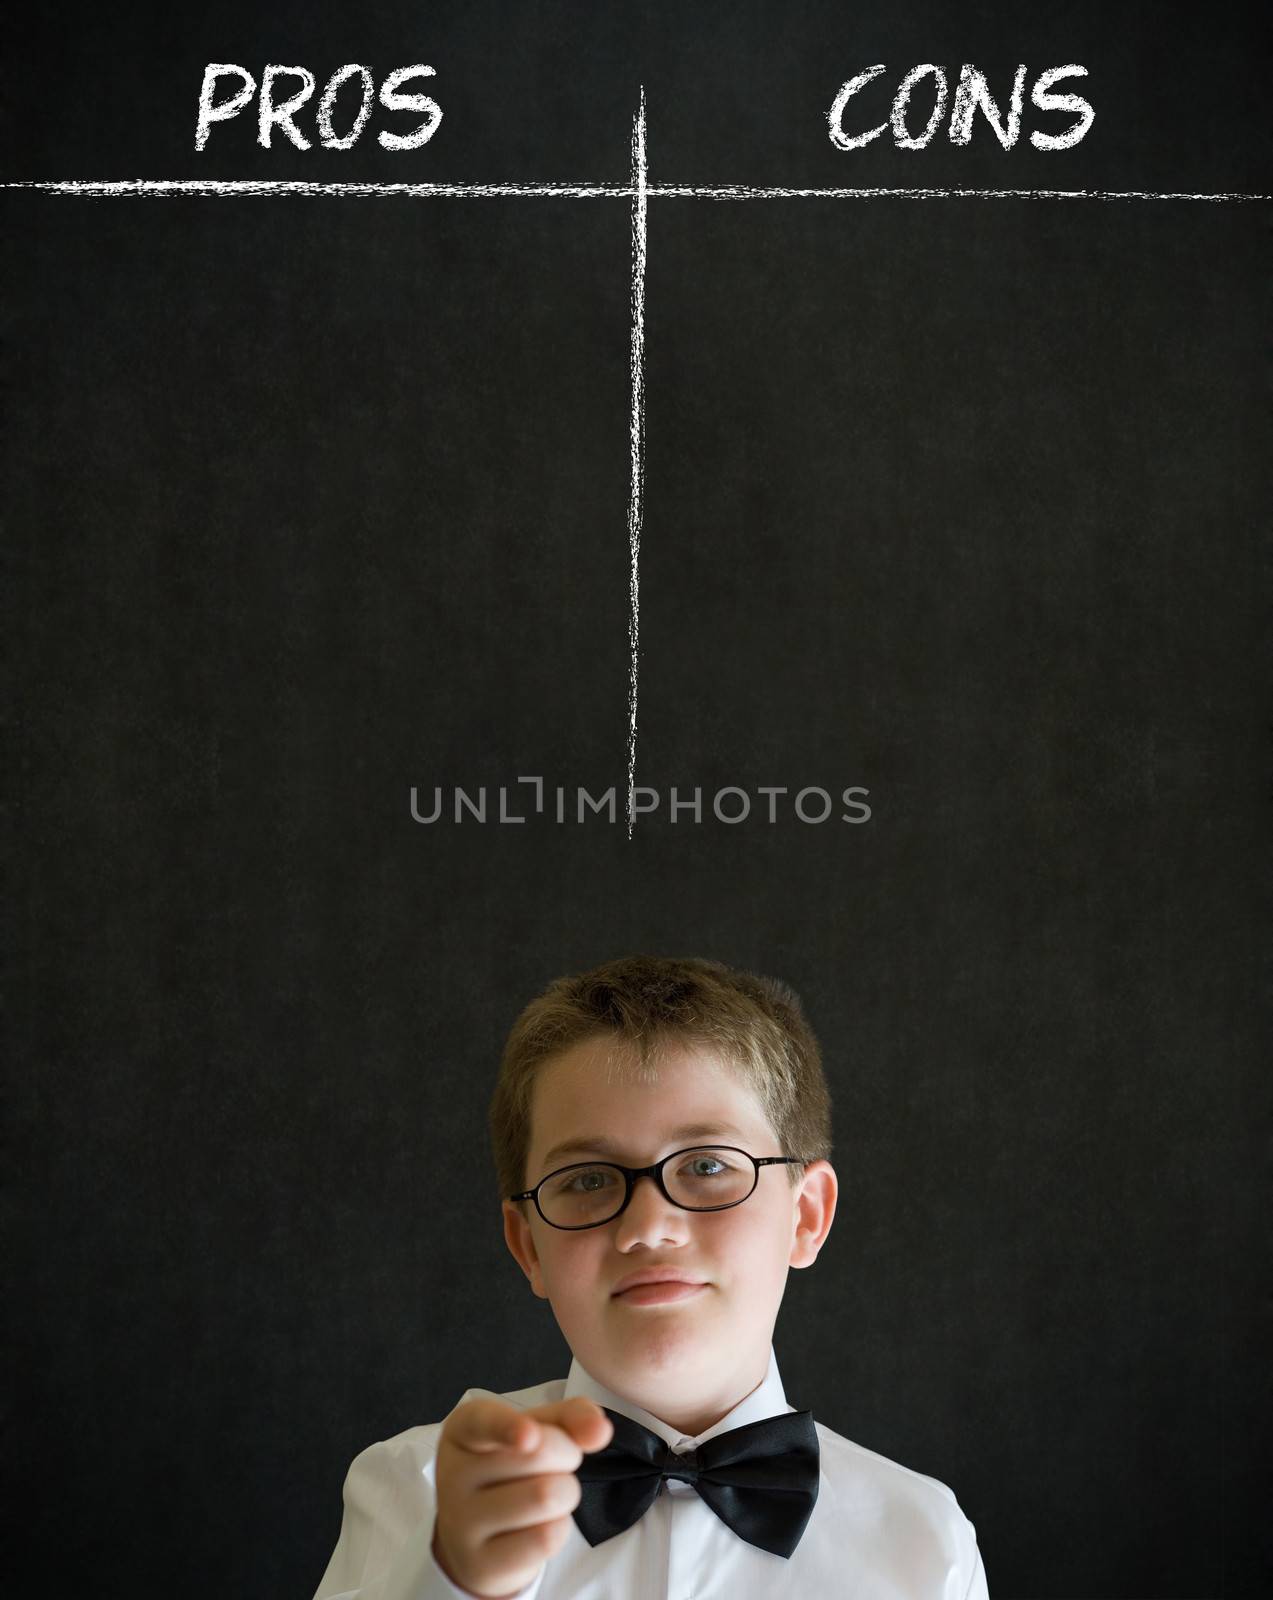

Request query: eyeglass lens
[{"left": 537, "top": 1146, "right": 755, "bottom": 1227}]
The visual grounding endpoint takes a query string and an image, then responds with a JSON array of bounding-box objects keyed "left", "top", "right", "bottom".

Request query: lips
[
  {"left": 611, "top": 1268, "right": 707, "bottom": 1298},
  {"left": 614, "top": 1280, "right": 706, "bottom": 1306}
]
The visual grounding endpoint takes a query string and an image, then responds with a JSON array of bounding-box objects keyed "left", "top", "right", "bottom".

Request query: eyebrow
[{"left": 538, "top": 1122, "right": 751, "bottom": 1171}]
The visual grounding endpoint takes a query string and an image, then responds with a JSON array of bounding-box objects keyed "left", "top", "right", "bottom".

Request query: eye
[
  {"left": 681, "top": 1153, "right": 729, "bottom": 1178},
  {"left": 561, "top": 1166, "right": 619, "bottom": 1194}
]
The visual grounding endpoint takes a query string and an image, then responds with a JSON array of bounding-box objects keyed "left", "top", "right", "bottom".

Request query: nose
[{"left": 612, "top": 1171, "right": 690, "bottom": 1251}]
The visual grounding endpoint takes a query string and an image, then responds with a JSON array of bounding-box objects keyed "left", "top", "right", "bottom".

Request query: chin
[{"left": 611, "top": 1310, "right": 716, "bottom": 1376}]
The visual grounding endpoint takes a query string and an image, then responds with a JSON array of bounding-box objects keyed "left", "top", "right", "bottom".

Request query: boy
[{"left": 313, "top": 955, "right": 988, "bottom": 1599}]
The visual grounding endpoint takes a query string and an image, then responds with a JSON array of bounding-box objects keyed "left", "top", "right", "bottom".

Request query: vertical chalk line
[{"left": 626, "top": 88, "right": 648, "bottom": 838}]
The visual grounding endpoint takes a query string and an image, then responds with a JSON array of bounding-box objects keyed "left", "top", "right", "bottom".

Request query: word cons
[
  {"left": 195, "top": 63, "right": 442, "bottom": 152},
  {"left": 829, "top": 63, "right": 1094, "bottom": 152}
]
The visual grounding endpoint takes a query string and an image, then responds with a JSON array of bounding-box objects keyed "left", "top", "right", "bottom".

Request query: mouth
[{"left": 612, "top": 1280, "right": 707, "bottom": 1306}]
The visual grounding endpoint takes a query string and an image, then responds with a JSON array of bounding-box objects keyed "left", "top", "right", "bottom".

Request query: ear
[
  {"left": 502, "top": 1200, "right": 550, "bottom": 1298},
  {"left": 788, "top": 1160, "right": 838, "bottom": 1269}
]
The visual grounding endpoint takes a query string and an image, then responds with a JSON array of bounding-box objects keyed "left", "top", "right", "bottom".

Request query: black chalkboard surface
[{"left": 5, "top": 3, "right": 1269, "bottom": 1596}]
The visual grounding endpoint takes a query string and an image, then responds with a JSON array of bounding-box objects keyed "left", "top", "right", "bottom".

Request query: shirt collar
[{"left": 562, "top": 1346, "right": 792, "bottom": 1451}]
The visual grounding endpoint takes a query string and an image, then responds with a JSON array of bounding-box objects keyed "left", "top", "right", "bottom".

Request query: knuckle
[
  {"left": 528, "top": 1517, "right": 568, "bottom": 1558},
  {"left": 529, "top": 1474, "right": 565, "bottom": 1515},
  {"left": 541, "top": 1425, "right": 583, "bottom": 1471}
]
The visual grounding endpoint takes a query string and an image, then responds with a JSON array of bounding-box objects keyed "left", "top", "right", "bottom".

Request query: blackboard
[{"left": 5, "top": 4, "right": 1269, "bottom": 1596}]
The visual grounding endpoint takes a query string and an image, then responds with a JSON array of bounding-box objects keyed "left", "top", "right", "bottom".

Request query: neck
[{"left": 599, "top": 1351, "right": 772, "bottom": 1439}]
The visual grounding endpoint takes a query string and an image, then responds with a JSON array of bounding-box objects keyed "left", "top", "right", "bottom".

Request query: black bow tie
[{"left": 573, "top": 1405, "right": 820, "bottom": 1559}]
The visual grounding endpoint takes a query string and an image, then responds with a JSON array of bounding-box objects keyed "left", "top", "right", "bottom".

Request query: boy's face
[{"left": 502, "top": 1035, "right": 837, "bottom": 1436}]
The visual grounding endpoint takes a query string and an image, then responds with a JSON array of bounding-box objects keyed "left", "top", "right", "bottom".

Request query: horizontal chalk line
[
  {"left": 654, "top": 183, "right": 1272, "bottom": 202},
  {"left": 1, "top": 179, "right": 627, "bottom": 198},
  {"left": 2, "top": 179, "right": 1269, "bottom": 202}
]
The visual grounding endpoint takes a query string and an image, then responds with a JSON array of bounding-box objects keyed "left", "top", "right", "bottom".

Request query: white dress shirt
[{"left": 313, "top": 1346, "right": 988, "bottom": 1600}]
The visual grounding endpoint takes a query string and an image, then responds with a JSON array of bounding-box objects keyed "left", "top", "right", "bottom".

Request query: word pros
[
  {"left": 195, "top": 63, "right": 442, "bottom": 152},
  {"left": 829, "top": 63, "right": 1094, "bottom": 152}
]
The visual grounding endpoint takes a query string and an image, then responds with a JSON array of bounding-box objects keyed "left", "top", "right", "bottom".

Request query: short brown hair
[{"left": 489, "top": 954, "right": 833, "bottom": 1201}]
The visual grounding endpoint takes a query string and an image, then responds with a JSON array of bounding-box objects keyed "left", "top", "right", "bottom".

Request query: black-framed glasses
[{"left": 509, "top": 1145, "right": 806, "bottom": 1231}]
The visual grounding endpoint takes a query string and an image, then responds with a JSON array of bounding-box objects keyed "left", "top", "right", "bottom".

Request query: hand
[{"left": 431, "top": 1395, "right": 614, "bottom": 1599}]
